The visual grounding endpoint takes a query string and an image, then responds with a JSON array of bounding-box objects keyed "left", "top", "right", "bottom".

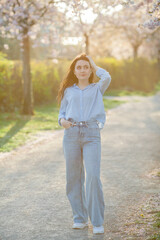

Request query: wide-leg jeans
[{"left": 63, "top": 119, "right": 105, "bottom": 227}]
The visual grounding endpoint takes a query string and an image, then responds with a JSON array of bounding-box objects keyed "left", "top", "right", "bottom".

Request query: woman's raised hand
[{"left": 86, "top": 55, "right": 99, "bottom": 72}]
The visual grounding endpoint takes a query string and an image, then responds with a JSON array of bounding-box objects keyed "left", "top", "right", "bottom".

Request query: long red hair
[{"left": 57, "top": 53, "right": 94, "bottom": 105}]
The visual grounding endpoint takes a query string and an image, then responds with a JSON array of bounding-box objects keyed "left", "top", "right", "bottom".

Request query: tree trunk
[
  {"left": 157, "top": 47, "right": 160, "bottom": 69},
  {"left": 21, "top": 34, "right": 34, "bottom": 115},
  {"left": 84, "top": 33, "right": 89, "bottom": 55},
  {"left": 133, "top": 45, "right": 139, "bottom": 59}
]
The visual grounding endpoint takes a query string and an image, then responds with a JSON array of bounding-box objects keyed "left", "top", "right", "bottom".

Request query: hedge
[{"left": 0, "top": 56, "right": 159, "bottom": 112}]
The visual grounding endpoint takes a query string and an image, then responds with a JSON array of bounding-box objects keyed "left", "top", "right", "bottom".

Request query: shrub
[{"left": 0, "top": 57, "right": 159, "bottom": 112}]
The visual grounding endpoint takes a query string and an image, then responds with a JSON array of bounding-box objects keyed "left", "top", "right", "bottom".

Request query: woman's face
[{"left": 74, "top": 60, "right": 92, "bottom": 82}]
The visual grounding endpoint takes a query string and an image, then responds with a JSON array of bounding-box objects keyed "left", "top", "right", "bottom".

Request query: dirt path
[{"left": 0, "top": 94, "right": 160, "bottom": 240}]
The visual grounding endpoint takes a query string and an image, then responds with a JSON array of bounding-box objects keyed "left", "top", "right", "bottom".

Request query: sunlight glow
[
  {"left": 56, "top": 2, "right": 123, "bottom": 45},
  {"left": 81, "top": 8, "right": 97, "bottom": 24},
  {"left": 104, "top": 4, "right": 123, "bottom": 15},
  {"left": 62, "top": 37, "right": 83, "bottom": 45}
]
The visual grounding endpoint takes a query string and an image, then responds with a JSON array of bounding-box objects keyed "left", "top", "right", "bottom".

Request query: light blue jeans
[{"left": 63, "top": 118, "right": 105, "bottom": 227}]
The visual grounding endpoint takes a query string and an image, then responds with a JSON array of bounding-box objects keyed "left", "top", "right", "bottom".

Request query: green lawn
[
  {"left": 106, "top": 89, "right": 156, "bottom": 97},
  {"left": 0, "top": 98, "right": 126, "bottom": 152}
]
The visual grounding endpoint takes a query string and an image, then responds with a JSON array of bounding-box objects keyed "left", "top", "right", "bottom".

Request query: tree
[
  {"left": 99, "top": 0, "right": 159, "bottom": 59},
  {"left": 122, "top": 0, "right": 160, "bottom": 30},
  {"left": 0, "top": 0, "right": 66, "bottom": 114},
  {"left": 66, "top": 0, "right": 122, "bottom": 55},
  {"left": 108, "top": 10, "right": 149, "bottom": 58}
]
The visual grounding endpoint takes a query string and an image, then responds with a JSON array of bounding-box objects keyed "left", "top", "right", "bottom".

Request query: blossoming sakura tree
[{"left": 0, "top": 0, "right": 67, "bottom": 114}]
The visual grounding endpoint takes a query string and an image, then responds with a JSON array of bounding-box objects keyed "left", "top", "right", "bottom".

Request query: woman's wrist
[{"left": 60, "top": 118, "right": 65, "bottom": 125}]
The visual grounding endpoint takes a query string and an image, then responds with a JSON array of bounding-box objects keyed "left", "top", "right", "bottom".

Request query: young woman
[{"left": 57, "top": 53, "right": 111, "bottom": 235}]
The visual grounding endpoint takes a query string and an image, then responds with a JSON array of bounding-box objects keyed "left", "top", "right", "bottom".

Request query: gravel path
[{"left": 0, "top": 93, "right": 160, "bottom": 240}]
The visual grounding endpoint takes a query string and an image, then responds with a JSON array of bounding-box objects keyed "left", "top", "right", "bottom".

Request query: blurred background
[{"left": 0, "top": 0, "right": 159, "bottom": 151}]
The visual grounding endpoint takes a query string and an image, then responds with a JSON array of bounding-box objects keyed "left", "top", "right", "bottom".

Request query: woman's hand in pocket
[{"left": 61, "top": 119, "right": 73, "bottom": 129}]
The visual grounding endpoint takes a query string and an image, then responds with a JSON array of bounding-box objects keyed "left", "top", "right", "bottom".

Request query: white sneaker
[
  {"left": 93, "top": 225, "right": 104, "bottom": 234},
  {"left": 72, "top": 222, "right": 88, "bottom": 229}
]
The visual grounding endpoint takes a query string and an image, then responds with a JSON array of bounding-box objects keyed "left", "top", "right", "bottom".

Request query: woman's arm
[
  {"left": 86, "top": 55, "right": 99, "bottom": 72},
  {"left": 58, "top": 91, "right": 73, "bottom": 129},
  {"left": 86, "top": 55, "right": 111, "bottom": 95},
  {"left": 58, "top": 95, "right": 67, "bottom": 126},
  {"left": 96, "top": 68, "right": 111, "bottom": 95}
]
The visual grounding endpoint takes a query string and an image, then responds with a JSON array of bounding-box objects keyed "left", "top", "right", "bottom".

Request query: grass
[
  {"left": 148, "top": 234, "right": 160, "bottom": 240},
  {"left": 157, "top": 172, "right": 160, "bottom": 177},
  {"left": 105, "top": 89, "right": 157, "bottom": 97},
  {"left": 0, "top": 98, "right": 126, "bottom": 152},
  {"left": 0, "top": 103, "right": 60, "bottom": 152},
  {"left": 153, "top": 212, "right": 160, "bottom": 229},
  {"left": 103, "top": 98, "right": 127, "bottom": 109},
  {"left": 121, "top": 194, "right": 160, "bottom": 240}
]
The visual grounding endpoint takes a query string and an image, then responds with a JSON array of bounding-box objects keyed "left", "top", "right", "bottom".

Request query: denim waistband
[{"left": 67, "top": 118, "right": 98, "bottom": 127}]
